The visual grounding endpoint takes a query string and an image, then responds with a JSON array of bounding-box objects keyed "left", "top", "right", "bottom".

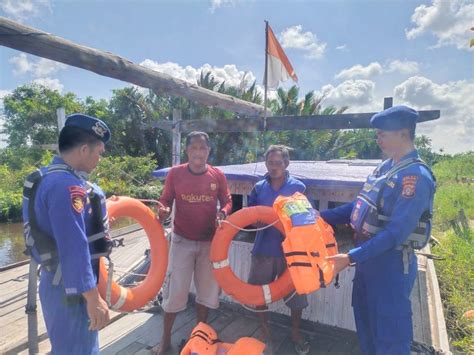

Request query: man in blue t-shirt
[{"left": 248, "top": 145, "right": 310, "bottom": 355}]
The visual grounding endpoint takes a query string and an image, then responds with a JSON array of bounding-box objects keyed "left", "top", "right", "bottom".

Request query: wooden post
[
  {"left": 384, "top": 97, "right": 393, "bottom": 110},
  {"left": 56, "top": 107, "right": 66, "bottom": 131},
  {"left": 0, "top": 17, "right": 269, "bottom": 117},
  {"left": 172, "top": 109, "right": 181, "bottom": 166}
]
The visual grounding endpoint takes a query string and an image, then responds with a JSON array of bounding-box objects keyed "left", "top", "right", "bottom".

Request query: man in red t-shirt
[{"left": 155, "top": 131, "right": 232, "bottom": 355}]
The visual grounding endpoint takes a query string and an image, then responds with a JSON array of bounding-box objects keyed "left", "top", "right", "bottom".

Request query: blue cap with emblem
[
  {"left": 64, "top": 113, "right": 111, "bottom": 143},
  {"left": 370, "top": 105, "right": 419, "bottom": 131}
]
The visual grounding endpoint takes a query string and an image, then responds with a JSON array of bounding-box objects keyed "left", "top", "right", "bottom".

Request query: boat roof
[{"left": 152, "top": 159, "right": 380, "bottom": 188}]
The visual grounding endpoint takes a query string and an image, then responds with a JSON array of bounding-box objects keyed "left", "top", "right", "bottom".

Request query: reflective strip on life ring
[
  {"left": 210, "top": 206, "right": 294, "bottom": 307},
  {"left": 98, "top": 196, "right": 168, "bottom": 312}
]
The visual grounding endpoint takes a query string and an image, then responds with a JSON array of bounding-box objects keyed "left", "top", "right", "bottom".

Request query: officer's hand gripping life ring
[
  {"left": 210, "top": 206, "right": 294, "bottom": 306},
  {"left": 98, "top": 196, "right": 168, "bottom": 312}
]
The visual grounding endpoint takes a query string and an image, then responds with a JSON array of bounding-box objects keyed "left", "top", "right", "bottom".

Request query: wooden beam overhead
[
  {"left": 0, "top": 17, "right": 268, "bottom": 117},
  {"left": 151, "top": 110, "right": 440, "bottom": 133}
]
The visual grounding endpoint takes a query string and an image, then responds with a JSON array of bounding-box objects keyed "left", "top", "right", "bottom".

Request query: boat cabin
[{"left": 153, "top": 159, "right": 450, "bottom": 351}]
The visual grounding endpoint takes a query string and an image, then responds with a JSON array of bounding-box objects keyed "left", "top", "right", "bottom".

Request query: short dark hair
[
  {"left": 264, "top": 145, "right": 291, "bottom": 164},
  {"left": 58, "top": 126, "right": 102, "bottom": 153},
  {"left": 186, "top": 131, "right": 210, "bottom": 147}
]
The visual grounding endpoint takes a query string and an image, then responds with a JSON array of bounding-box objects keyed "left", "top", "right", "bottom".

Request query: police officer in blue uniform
[
  {"left": 22, "top": 114, "right": 112, "bottom": 354},
  {"left": 321, "top": 106, "right": 436, "bottom": 355}
]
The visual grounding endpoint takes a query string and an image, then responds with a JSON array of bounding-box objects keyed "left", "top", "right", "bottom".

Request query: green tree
[
  {"left": 262, "top": 85, "right": 352, "bottom": 161},
  {"left": 2, "top": 84, "right": 82, "bottom": 147}
]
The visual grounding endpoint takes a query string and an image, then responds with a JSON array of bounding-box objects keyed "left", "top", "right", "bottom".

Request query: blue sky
[{"left": 1, "top": 0, "right": 473, "bottom": 153}]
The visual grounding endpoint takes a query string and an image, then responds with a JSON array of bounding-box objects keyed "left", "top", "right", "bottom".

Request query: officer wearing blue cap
[
  {"left": 320, "top": 105, "right": 436, "bottom": 354},
  {"left": 22, "top": 113, "right": 112, "bottom": 354}
]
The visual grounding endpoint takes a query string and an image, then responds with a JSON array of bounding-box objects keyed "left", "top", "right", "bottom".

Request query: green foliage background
[{"left": 430, "top": 153, "right": 474, "bottom": 352}]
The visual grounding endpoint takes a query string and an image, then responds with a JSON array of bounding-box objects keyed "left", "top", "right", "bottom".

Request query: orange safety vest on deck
[
  {"left": 180, "top": 322, "right": 265, "bottom": 355},
  {"left": 273, "top": 192, "right": 338, "bottom": 294}
]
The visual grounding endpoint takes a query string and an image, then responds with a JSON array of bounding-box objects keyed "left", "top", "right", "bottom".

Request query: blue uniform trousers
[
  {"left": 39, "top": 272, "right": 99, "bottom": 355},
  {"left": 352, "top": 249, "right": 417, "bottom": 355}
]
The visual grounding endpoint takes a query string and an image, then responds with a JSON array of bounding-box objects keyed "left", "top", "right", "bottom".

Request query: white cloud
[
  {"left": 0, "top": 90, "right": 10, "bottom": 100},
  {"left": 140, "top": 59, "right": 256, "bottom": 90},
  {"left": 335, "top": 62, "right": 383, "bottom": 80},
  {"left": 335, "top": 60, "right": 419, "bottom": 80},
  {"left": 335, "top": 44, "right": 349, "bottom": 52},
  {"left": 386, "top": 60, "right": 419, "bottom": 75},
  {"left": 394, "top": 75, "right": 474, "bottom": 153},
  {"left": 316, "top": 79, "right": 377, "bottom": 109},
  {"left": 9, "top": 53, "right": 67, "bottom": 78},
  {"left": 32, "top": 78, "right": 64, "bottom": 92},
  {"left": 209, "top": 0, "right": 238, "bottom": 13},
  {"left": 279, "top": 25, "right": 326, "bottom": 59},
  {"left": 0, "top": 0, "right": 51, "bottom": 22},
  {"left": 405, "top": 0, "right": 474, "bottom": 50}
]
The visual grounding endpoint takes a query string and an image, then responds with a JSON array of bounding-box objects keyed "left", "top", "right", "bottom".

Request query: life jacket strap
[
  {"left": 396, "top": 244, "right": 414, "bottom": 274},
  {"left": 52, "top": 265, "right": 62, "bottom": 286},
  {"left": 284, "top": 251, "right": 320, "bottom": 257},
  {"left": 288, "top": 262, "right": 312, "bottom": 268},
  {"left": 317, "top": 264, "right": 326, "bottom": 288}
]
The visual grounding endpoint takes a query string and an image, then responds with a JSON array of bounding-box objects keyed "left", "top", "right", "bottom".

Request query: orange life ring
[
  {"left": 210, "top": 206, "right": 294, "bottom": 307},
  {"left": 98, "top": 196, "right": 168, "bottom": 312}
]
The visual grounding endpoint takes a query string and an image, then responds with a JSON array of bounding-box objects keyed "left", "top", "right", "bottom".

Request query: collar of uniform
[
  {"left": 51, "top": 155, "right": 88, "bottom": 180},
  {"left": 387, "top": 149, "right": 419, "bottom": 169},
  {"left": 52, "top": 155, "right": 67, "bottom": 165},
  {"left": 264, "top": 170, "right": 290, "bottom": 183}
]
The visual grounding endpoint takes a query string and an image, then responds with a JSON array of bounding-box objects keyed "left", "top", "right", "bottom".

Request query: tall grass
[{"left": 431, "top": 152, "right": 474, "bottom": 353}]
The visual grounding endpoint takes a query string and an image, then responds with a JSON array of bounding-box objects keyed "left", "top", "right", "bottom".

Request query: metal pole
[
  {"left": 172, "top": 109, "right": 181, "bottom": 166},
  {"left": 263, "top": 20, "right": 269, "bottom": 122},
  {"left": 56, "top": 107, "right": 66, "bottom": 130},
  {"left": 383, "top": 97, "right": 393, "bottom": 109},
  {"left": 25, "top": 259, "right": 39, "bottom": 354}
]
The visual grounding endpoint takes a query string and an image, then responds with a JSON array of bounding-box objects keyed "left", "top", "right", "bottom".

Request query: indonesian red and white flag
[{"left": 266, "top": 24, "right": 298, "bottom": 89}]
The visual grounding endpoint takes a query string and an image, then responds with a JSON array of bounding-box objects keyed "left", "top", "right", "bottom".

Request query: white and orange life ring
[
  {"left": 98, "top": 196, "right": 168, "bottom": 312},
  {"left": 210, "top": 206, "right": 294, "bottom": 307}
]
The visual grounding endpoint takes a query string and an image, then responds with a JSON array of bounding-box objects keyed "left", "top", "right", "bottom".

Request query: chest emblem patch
[
  {"left": 69, "top": 186, "right": 86, "bottom": 213},
  {"left": 402, "top": 175, "right": 418, "bottom": 198},
  {"left": 210, "top": 183, "right": 217, "bottom": 191}
]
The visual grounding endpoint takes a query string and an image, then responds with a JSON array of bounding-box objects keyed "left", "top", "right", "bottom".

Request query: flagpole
[{"left": 263, "top": 20, "right": 269, "bottom": 121}]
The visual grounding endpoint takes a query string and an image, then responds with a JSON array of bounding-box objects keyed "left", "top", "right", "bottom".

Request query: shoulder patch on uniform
[
  {"left": 402, "top": 175, "right": 418, "bottom": 198},
  {"left": 69, "top": 186, "right": 86, "bottom": 213}
]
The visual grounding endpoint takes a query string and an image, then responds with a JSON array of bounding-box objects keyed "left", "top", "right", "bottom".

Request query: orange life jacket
[
  {"left": 180, "top": 322, "right": 265, "bottom": 355},
  {"left": 273, "top": 192, "right": 338, "bottom": 294}
]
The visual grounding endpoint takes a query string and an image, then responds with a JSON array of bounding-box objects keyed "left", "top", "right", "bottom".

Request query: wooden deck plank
[
  {"left": 260, "top": 321, "right": 292, "bottom": 354},
  {"left": 116, "top": 341, "right": 149, "bottom": 355},
  {"left": 0, "top": 230, "right": 150, "bottom": 354},
  {"left": 100, "top": 312, "right": 154, "bottom": 352},
  {"left": 217, "top": 314, "right": 260, "bottom": 343},
  {"left": 207, "top": 308, "right": 236, "bottom": 333}
]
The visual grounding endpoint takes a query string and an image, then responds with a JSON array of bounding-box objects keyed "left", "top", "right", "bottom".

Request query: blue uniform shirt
[
  {"left": 22, "top": 156, "right": 107, "bottom": 295},
  {"left": 321, "top": 150, "right": 435, "bottom": 264},
  {"left": 249, "top": 173, "right": 306, "bottom": 257}
]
